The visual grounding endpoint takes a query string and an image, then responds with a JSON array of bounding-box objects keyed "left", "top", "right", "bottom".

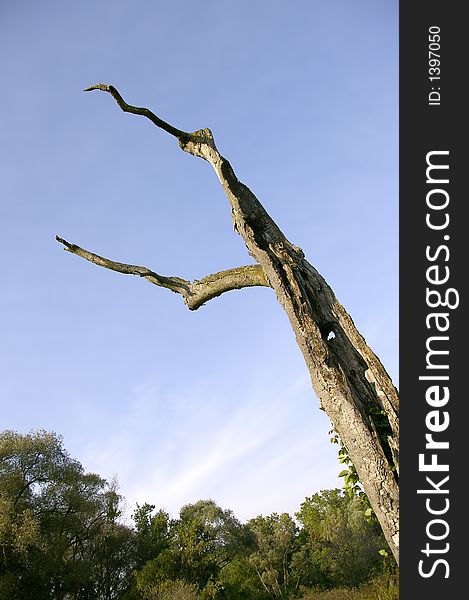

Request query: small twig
[{"left": 84, "top": 84, "right": 191, "bottom": 142}]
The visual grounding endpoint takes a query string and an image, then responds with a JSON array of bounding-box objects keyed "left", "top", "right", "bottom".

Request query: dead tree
[{"left": 57, "top": 84, "right": 399, "bottom": 563}]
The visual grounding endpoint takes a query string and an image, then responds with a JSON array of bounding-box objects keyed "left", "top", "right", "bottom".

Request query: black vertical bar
[{"left": 400, "top": 2, "right": 465, "bottom": 597}]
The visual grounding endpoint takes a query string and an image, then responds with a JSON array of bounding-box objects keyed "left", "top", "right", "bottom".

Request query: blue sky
[{"left": 0, "top": 1, "right": 398, "bottom": 522}]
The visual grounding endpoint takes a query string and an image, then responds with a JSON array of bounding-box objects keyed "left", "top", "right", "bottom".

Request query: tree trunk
[{"left": 57, "top": 85, "right": 399, "bottom": 563}]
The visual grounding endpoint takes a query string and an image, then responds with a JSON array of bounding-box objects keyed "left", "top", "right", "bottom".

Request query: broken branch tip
[
  {"left": 56, "top": 235, "right": 73, "bottom": 251},
  {"left": 83, "top": 84, "right": 110, "bottom": 93}
]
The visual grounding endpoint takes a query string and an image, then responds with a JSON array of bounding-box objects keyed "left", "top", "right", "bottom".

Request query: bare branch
[
  {"left": 84, "top": 84, "right": 191, "bottom": 143},
  {"left": 189, "top": 264, "right": 270, "bottom": 310},
  {"left": 56, "top": 236, "right": 269, "bottom": 310},
  {"left": 84, "top": 83, "right": 232, "bottom": 164},
  {"left": 84, "top": 84, "right": 284, "bottom": 247}
]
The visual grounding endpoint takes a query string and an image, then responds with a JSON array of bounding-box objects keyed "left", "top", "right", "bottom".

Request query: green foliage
[
  {"left": 247, "top": 512, "right": 300, "bottom": 598},
  {"left": 1, "top": 430, "right": 397, "bottom": 599},
  {"left": 218, "top": 557, "right": 266, "bottom": 599},
  {"left": 0, "top": 430, "right": 133, "bottom": 599},
  {"left": 129, "top": 499, "right": 255, "bottom": 597},
  {"left": 329, "top": 429, "right": 362, "bottom": 499},
  {"left": 138, "top": 579, "right": 201, "bottom": 600},
  {"left": 296, "top": 490, "right": 388, "bottom": 589},
  {"left": 297, "top": 573, "right": 398, "bottom": 599},
  {"left": 133, "top": 503, "right": 173, "bottom": 570},
  {"left": 328, "top": 427, "right": 381, "bottom": 529}
]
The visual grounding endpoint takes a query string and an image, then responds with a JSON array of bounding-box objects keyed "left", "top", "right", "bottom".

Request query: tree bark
[{"left": 58, "top": 85, "right": 399, "bottom": 563}]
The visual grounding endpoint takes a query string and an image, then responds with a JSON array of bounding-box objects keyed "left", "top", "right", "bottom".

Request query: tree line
[{"left": 0, "top": 430, "right": 396, "bottom": 599}]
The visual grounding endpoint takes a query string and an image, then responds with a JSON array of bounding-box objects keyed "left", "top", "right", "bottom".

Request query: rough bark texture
[{"left": 58, "top": 85, "right": 399, "bottom": 562}]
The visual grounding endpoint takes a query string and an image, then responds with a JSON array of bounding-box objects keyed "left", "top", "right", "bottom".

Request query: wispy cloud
[{"left": 77, "top": 365, "right": 341, "bottom": 523}]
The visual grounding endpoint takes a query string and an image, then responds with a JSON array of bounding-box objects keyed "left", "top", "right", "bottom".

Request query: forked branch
[{"left": 56, "top": 236, "right": 269, "bottom": 310}]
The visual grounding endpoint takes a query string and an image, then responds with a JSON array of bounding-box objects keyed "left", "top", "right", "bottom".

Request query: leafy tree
[
  {"left": 247, "top": 513, "right": 301, "bottom": 599},
  {"left": 132, "top": 503, "right": 173, "bottom": 570},
  {"left": 128, "top": 504, "right": 193, "bottom": 594},
  {"left": 0, "top": 430, "right": 133, "bottom": 599},
  {"left": 175, "top": 500, "right": 252, "bottom": 578},
  {"left": 129, "top": 500, "right": 253, "bottom": 597},
  {"left": 137, "top": 579, "right": 201, "bottom": 600},
  {"left": 218, "top": 557, "right": 266, "bottom": 600},
  {"left": 92, "top": 518, "right": 136, "bottom": 600},
  {"left": 296, "top": 489, "right": 387, "bottom": 588}
]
